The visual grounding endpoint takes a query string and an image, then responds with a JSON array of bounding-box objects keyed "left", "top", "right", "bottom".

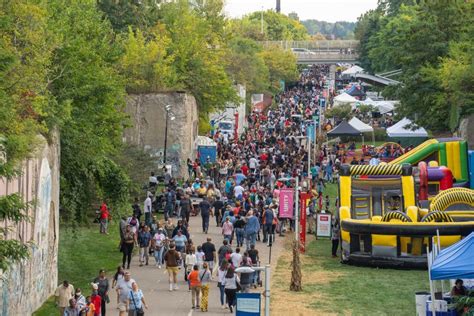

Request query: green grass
[
  {"left": 34, "top": 222, "right": 122, "bottom": 315},
  {"left": 302, "top": 240, "right": 429, "bottom": 315}
]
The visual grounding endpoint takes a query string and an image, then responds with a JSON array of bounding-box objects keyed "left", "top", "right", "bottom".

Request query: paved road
[{"left": 110, "top": 215, "right": 284, "bottom": 316}]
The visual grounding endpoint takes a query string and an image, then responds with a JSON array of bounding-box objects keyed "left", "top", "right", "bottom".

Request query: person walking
[
  {"left": 217, "top": 239, "right": 232, "bottom": 266},
  {"left": 180, "top": 194, "right": 193, "bottom": 224},
  {"left": 188, "top": 265, "right": 202, "bottom": 309},
  {"left": 233, "top": 215, "right": 246, "bottom": 247},
  {"left": 222, "top": 217, "right": 233, "bottom": 243},
  {"left": 201, "top": 237, "right": 216, "bottom": 272},
  {"left": 126, "top": 282, "right": 148, "bottom": 316},
  {"left": 199, "top": 262, "right": 212, "bottom": 312},
  {"left": 164, "top": 243, "right": 181, "bottom": 291},
  {"left": 93, "top": 269, "right": 110, "bottom": 316},
  {"left": 217, "top": 260, "right": 228, "bottom": 309},
  {"left": 223, "top": 266, "right": 240, "bottom": 313},
  {"left": 90, "top": 283, "right": 102, "bottom": 316},
  {"left": 152, "top": 228, "right": 166, "bottom": 268},
  {"left": 138, "top": 225, "right": 152, "bottom": 266},
  {"left": 63, "top": 298, "right": 81, "bottom": 316},
  {"left": 199, "top": 197, "right": 211, "bottom": 234},
  {"left": 116, "top": 271, "right": 135, "bottom": 315},
  {"left": 121, "top": 225, "right": 136, "bottom": 269},
  {"left": 244, "top": 211, "right": 260, "bottom": 249},
  {"left": 212, "top": 196, "right": 225, "bottom": 226},
  {"left": 55, "top": 280, "right": 74, "bottom": 316},
  {"left": 143, "top": 193, "right": 153, "bottom": 226}
]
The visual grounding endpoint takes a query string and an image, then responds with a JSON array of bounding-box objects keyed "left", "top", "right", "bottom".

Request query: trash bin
[{"left": 415, "top": 292, "right": 430, "bottom": 316}]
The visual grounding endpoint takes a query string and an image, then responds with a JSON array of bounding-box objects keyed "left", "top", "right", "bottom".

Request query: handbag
[{"left": 130, "top": 290, "right": 145, "bottom": 316}]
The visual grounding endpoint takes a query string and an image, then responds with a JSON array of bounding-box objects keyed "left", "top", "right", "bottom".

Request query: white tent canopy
[
  {"left": 387, "top": 117, "right": 428, "bottom": 137},
  {"left": 342, "top": 65, "right": 364, "bottom": 75},
  {"left": 349, "top": 117, "right": 374, "bottom": 133},
  {"left": 360, "top": 99, "right": 397, "bottom": 114},
  {"left": 195, "top": 135, "right": 217, "bottom": 147},
  {"left": 334, "top": 92, "right": 357, "bottom": 106}
]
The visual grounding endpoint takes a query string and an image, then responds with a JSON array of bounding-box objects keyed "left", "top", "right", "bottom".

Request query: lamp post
[{"left": 163, "top": 105, "right": 175, "bottom": 165}]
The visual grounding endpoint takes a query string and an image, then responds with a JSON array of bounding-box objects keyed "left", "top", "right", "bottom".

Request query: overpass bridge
[{"left": 261, "top": 40, "right": 359, "bottom": 64}]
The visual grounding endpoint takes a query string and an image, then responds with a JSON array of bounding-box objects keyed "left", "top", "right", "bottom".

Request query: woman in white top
[
  {"left": 222, "top": 266, "right": 240, "bottom": 313},
  {"left": 152, "top": 229, "right": 166, "bottom": 268},
  {"left": 185, "top": 247, "right": 197, "bottom": 285},
  {"left": 199, "top": 262, "right": 212, "bottom": 312},
  {"left": 217, "top": 260, "right": 228, "bottom": 309}
]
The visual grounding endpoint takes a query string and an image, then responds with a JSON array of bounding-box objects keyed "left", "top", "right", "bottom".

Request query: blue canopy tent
[{"left": 430, "top": 232, "right": 474, "bottom": 280}]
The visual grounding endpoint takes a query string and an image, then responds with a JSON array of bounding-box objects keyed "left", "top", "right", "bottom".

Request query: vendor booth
[
  {"left": 387, "top": 117, "right": 428, "bottom": 147},
  {"left": 334, "top": 92, "right": 357, "bottom": 107},
  {"left": 423, "top": 232, "right": 474, "bottom": 316},
  {"left": 348, "top": 117, "right": 374, "bottom": 145}
]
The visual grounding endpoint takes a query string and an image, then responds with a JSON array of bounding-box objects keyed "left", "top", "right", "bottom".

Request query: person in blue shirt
[
  {"left": 234, "top": 170, "right": 246, "bottom": 186},
  {"left": 262, "top": 207, "right": 274, "bottom": 243},
  {"left": 127, "top": 282, "right": 148, "bottom": 314},
  {"left": 244, "top": 211, "right": 260, "bottom": 249}
]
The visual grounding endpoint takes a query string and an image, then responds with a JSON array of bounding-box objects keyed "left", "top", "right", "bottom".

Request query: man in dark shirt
[
  {"left": 212, "top": 197, "right": 225, "bottom": 227},
  {"left": 201, "top": 237, "right": 216, "bottom": 271},
  {"left": 263, "top": 207, "right": 274, "bottom": 243},
  {"left": 199, "top": 197, "right": 212, "bottom": 233},
  {"left": 180, "top": 194, "right": 192, "bottom": 224},
  {"left": 247, "top": 244, "right": 260, "bottom": 287}
]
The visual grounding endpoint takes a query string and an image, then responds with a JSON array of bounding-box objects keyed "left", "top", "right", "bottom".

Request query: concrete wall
[
  {"left": 458, "top": 114, "right": 474, "bottom": 150},
  {"left": 123, "top": 92, "right": 199, "bottom": 178},
  {"left": 0, "top": 131, "right": 60, "bottom": 315}
]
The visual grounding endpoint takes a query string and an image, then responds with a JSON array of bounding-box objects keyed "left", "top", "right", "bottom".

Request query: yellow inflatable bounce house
[{"left": 338, "top": 164, "right": 474, "bottom": 268}]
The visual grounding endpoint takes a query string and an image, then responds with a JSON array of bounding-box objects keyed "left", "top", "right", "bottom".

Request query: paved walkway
[{"left": 110, "top": 215, "right": 285, "bottom": 315}]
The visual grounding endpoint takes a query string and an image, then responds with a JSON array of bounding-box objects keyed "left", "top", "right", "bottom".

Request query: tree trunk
[{"left": 290, "top": 239, "right": 302, "bottom": 291}]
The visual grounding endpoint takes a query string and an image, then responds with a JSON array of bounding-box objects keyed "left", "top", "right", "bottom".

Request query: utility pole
[
  {"left": 261, "top": 6, "right": 264, "bottom": 34},
  {"left": 276, "top": 0, "right": 281, "bottom": 13}
]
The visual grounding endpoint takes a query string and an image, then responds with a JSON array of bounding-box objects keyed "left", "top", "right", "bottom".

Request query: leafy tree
[
  {"left": 357, "top": 1, "right": 473, "bottom": 132},
  {"left": 302, "top": 20, "right": 356, "bottom": 39},
  {"left": 120, "top": 25, "right": 176, "bottom": 93},
  {"left": 258, "top": 46, "right": 298, "bottom": 93},
  {"left": 47, "top": 0, "right": 130, "bottom": 222},
  {"left": 244, "top": 10, "right": 309, "bottom": 41},
  {"left": 0, "top": 1, "right": 57, "bottom": 270},
  {"left": 159, "top": 1, "right": 238, "bottom": 114},
  {"left": 326, "top": 104, "right": 353, "bottom": 121}
]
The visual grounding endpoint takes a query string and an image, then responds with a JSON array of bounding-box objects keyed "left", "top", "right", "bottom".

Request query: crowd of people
[{"left": 54, "top": 64, "right": 356, "bottom": 316}]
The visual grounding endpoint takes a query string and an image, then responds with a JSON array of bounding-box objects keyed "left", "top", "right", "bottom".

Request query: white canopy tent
[
  {"left": 349, "top": 117, "right": 375, "bottom": 145},
  {"left": 342, "top": 65, "right": 364, "bottom": 76},
  {"left": 334, "top": 92, "right": 357, "bottom": 107},
  {"left": 361, "top": 99, "right": 397, "bottom": 114},
  {"left": 387, "top": 117, "right": 428, "bottom": 137}
]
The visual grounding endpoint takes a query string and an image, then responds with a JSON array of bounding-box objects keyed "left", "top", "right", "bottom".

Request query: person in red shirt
[
  {"left": 90, "top": 283, "right": 102, "bottom": 316},
  {"left": 241, "top": 163, "right": 249, "bottom": 176},
  {"left": 100, "top": 201, "right": 110, "bottom": 235}
]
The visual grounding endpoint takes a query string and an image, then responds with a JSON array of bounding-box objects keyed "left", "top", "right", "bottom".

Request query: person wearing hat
[{"left": 90, "top": 283, "right": 102, "bottom": 316}]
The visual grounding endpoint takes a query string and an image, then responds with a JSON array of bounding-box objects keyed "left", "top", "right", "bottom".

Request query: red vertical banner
[{"left": 299, "top": 192, "right": 311, "bottom": 253}]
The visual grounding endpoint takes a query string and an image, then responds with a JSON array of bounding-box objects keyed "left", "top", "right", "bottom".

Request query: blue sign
[{"left": 236, "top": 293, "right": 261, "bottom": 316}]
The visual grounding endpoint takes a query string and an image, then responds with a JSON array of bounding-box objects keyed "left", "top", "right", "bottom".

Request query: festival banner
[{"left": 278, "top": 188, "right": 294, "bottom": 219}]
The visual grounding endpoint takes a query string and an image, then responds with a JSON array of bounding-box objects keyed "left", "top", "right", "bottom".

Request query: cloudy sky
[{"left": 224, "top": 0, "right": 378, "bottom": 22}]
